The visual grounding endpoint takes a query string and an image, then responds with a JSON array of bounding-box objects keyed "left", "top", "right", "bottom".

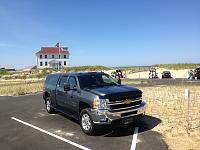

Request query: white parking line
[
  {"left": 11, "top": 117, "right": 91, "bottom": 150},
  {"left": 130, "top": 127, "right": 139, "bottom": 150}
]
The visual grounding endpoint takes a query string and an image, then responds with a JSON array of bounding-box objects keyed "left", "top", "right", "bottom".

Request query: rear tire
[
  {"left": 80, "top": 109, "right": 96, "bottom": 135},
  {"left": 46, "top": 97, "right": 55, "bottom": 114}
]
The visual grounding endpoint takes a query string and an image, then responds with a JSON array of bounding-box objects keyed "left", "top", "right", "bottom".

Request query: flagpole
[{"left": 58, "top": 42, "right": 61, "bottom": 69}]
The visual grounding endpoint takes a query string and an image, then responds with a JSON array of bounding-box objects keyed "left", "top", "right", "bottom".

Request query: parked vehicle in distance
[
  {"left": 43, "top": 72, "right": 146, "bottom": 135},
  {"left": 193, "top": 67, "right": 200, "bottom": 79},
  {"left": 162, "top": 71, "right": 172, "bottom": 78}
]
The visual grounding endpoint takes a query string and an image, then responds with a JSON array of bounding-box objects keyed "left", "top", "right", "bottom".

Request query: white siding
[{"left": 36, "top": 54, "right": 70, "bottom": 69}]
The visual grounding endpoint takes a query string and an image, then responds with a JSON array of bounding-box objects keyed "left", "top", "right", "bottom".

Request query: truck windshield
[{"left": 78, "top": 73, "right": 118, "bottom": 89}]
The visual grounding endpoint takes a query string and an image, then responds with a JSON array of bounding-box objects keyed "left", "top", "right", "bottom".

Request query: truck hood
[{"left": 84, "top": 85, "right": 142, "bottom": 101}]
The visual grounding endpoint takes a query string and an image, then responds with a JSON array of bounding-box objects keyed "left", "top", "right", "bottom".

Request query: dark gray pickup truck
[{"left": 43, "top": 72, "right": 146, "bottom": 135}]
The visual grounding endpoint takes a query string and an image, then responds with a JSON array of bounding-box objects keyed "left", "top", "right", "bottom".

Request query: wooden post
[{"left": 185, "top": 89, "right": 191, "bottom": 134}]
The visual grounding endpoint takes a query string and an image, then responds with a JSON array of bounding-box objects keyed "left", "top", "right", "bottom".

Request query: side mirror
[
  {"left": 70, "top": 85, "right": 78, "bottom": 90},
  {"left": 64, "top": 83, "right": 70, "bottom": 91}
]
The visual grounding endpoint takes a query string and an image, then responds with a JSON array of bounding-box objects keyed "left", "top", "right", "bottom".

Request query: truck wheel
[
  {"left": 46, "top": 97, "right": 55, "bottom": 114},
  {"left": 80, "top": 109, "right": 95, "bottom": 135}
]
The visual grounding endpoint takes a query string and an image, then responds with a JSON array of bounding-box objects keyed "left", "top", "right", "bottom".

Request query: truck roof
[{"left": 48, "top": 72, "right": 105, "bottom": 77}]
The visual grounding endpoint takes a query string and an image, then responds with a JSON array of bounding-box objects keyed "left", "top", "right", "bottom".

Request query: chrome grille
[{"left": 107, "top": 98, "right": 142, "bottom": 111}]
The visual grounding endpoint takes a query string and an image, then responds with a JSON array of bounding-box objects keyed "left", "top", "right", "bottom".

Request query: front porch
[{"left": 49, "top": 60, "right": 62, "bottom": 69}]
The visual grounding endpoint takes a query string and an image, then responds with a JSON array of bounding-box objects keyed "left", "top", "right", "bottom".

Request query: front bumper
[{"left": 90, "top": 101, "right": 146, "bottom": 125}]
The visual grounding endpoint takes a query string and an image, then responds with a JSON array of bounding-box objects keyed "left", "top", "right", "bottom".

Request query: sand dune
[{"left": 127, "top": 68, "right": 191, "bottom": 79}]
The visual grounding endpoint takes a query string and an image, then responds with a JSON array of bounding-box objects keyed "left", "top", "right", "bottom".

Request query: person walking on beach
[{"left": 188, "top": 70, "right": 193, "bottom": 80}]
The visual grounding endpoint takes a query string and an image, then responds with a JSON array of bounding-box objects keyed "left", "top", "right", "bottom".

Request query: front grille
[
  {"left": 108, "top": 99, "right": 142, "bottom": 111},
  {"left": 109, "top": 100, "right": 142, "bottom": 110},
  {"left": 105, "top": 90, "right": 143, "bottom": 111}
]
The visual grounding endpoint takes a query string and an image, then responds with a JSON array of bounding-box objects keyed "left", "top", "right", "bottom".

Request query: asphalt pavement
[{"left": 0, "top": 94, "right": 168, "bottom": 150}]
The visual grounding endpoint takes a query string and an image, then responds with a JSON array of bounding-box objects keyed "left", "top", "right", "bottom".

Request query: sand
[{"left": 126, "top": 68, "right": 192, "bottom": 79}]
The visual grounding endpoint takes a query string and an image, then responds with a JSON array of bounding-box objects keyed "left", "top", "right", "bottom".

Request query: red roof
[{"left": 36, "top": 47, "right": 70, "bottom": 55}]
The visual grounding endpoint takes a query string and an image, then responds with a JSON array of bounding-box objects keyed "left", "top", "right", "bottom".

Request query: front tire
[
  {"left": 46, "top": 97, "right": 55, "bottom": 114},
  {"left": 80, "top": 109, "right": 96, "bottom": 135}
]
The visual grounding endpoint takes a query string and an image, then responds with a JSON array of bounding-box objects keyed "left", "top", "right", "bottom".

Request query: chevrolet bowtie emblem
[{"left": 124, "top": 100, "right": 132, "bottom": 104}]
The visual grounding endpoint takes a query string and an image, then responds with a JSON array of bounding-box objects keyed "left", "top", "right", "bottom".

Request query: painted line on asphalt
[
  {"left": 11, "top": 117, "right": 91, "bottom": 150},
  {"left": 130, "top": 127, "right": 139, "bottom": 150}
]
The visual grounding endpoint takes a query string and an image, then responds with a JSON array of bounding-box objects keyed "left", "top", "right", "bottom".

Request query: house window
[
  {"left": 45, "top": 55, "right": 47, "bottom": 59},
  {"left": 64, "top": 61, "right": 66, "bottom": 66},
  {"left": 59, "top": 55, "right": 61, "bottom": 59},
  {"left": 52, "top": 55, "right": 54, "bottom": 58},
  {"left": 40, "top": 55, "right": 42, "bottom": 59},
  {"left": 64, "top": 55, "right": 66, "bottom": 58},
  {"left": 45, "top": 62, "right": 48, "bottom": 66},
  {"left": 40, "top": 62, "right": 43, "bottom": 66}
]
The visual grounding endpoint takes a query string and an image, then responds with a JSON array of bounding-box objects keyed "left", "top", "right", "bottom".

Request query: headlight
[{"left": 93, "top": 98, "right": 109, "bottom": 110}]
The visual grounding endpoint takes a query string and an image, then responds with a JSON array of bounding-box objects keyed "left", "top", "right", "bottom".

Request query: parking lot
[{"left": 0, "top": 94, "right": 168, "bottom": 150}]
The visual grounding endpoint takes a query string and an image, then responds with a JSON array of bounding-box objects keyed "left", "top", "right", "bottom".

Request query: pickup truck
[{"left": 43, "top": 72, "right": 146, "bottom": 135}]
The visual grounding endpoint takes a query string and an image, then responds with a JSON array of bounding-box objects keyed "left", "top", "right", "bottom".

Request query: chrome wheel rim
[
  {"left": 46, "top": 100, "right": 51, "bottom": 112},
  {"left": 81, "top": 114, "right": 91, "bottom": 131}
]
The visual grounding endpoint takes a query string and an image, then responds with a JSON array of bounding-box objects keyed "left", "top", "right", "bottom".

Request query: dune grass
[
  {"left": 0, "top": 81, "right": 43, "bottom": 96},
  {"left": 136, "top": 85, "right": 200, "bottom": 150}
]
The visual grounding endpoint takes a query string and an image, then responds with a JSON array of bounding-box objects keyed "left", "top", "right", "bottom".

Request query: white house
[{"left": 36, "top": 46, "right": 70, "bottom": 69}]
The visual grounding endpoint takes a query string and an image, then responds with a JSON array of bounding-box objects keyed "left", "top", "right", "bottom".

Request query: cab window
[{"left": 68, "top": 76, "right": 77, "bottom": 88}]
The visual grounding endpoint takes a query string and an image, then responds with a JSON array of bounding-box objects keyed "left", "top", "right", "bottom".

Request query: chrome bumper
[{"left": 90, "top": 101, "right": 146, "bottom": 125}]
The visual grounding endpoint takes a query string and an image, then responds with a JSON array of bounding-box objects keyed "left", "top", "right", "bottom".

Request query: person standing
[
  {"left": 188, "top": 70, "right": 193, "bottom": 80},
  {"left": 117, "top": 73, "right": 121, "bottom": 84}
]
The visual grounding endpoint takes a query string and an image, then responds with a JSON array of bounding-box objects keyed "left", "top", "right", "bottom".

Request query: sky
[{"left": 0, "top": 0, "right": 199, "bottom": 68}]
